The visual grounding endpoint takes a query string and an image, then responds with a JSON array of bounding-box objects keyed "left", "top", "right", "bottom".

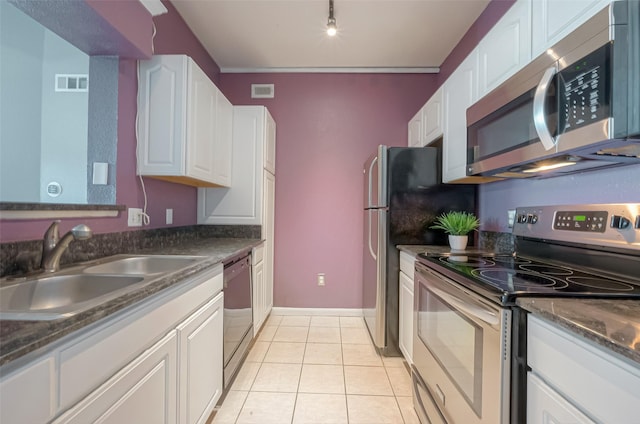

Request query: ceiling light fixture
[{"left": 327, "top": 0, "right": 337, "bottom": 36}]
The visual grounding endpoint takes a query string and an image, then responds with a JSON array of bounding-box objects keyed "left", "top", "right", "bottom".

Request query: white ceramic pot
[{"left": 448, "top": 234, "right": 468, "bottom": 251}]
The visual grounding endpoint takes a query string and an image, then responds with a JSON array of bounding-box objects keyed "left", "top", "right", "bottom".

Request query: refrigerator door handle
[
  {"left": 367, "top": 156, "right": 378, "bottom": 208},
  {"left": 368, "top": 209, "right": 376, "bottom": 260}
]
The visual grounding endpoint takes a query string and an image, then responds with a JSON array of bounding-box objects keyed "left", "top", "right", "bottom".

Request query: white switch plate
[
  {"left": 128, "top": 208, "right": 143, "bottom": 227},
  {"left": 317, "top": 273, "right": 325, "bottom": 286},
  {"left": 507, "top": 209, "right": 516, "bottom": 228},
  {"left": 92, "top": 162, "right": 108, "bottom": 185},
  {"left": 166, "top": 208, "right": 173, "bottom": 225}
]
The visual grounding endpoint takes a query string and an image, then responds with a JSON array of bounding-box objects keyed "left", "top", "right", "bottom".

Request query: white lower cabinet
[
  {"left": 527, "top": 372, "right": 594, "bottom": 424},
  {"left": 54, "top": 332, "right": 178, "bottom": 424},
  {"left": 398, "top": 251, "right": 415, "bottom": 364},
  {"left": 252, "top": 244, "right": 268, "bottom": 334},
  {"left": 177, "top": 292, "right": 224, "bottom": 424},
  {"left": 0, "top": 355, "right": 55, "bottom": 424},
  {"left": 527, "top": 315, "right": 640, "bottom": 424},
  {"left": 0, "top": 264, "right": 225, "bottom": 424}
]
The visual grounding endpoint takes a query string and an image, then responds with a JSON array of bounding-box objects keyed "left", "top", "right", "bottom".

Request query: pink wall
[
  {"left": 0, "top": 0, "right": 218, "bottom": 242},
  {"left": 220, "top": 73, "right": 435, "bottom": 308}
]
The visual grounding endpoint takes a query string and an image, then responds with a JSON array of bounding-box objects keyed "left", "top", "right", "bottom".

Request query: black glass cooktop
[{"left": 417, "top": 253, "right": 640, "bottom": 303}]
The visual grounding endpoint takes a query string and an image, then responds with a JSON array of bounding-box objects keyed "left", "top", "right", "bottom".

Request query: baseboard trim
[{"left": 271, "top": 307, "right": 363, "bottom": 317}]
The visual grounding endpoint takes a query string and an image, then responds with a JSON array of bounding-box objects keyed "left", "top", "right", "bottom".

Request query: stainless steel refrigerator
[{"left": 362, "top": 145, "right": 476, "bottom": 356}]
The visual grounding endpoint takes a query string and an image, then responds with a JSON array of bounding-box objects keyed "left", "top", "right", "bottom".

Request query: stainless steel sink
[
  {"left": 83, "top": 255, "right": 202, "bottom": 275},
  {"left": 0, "top": 274, "right": 145, "bottom": 320},
  {"left": 0, "top": 254, "right": 207, "bottom": 321}
]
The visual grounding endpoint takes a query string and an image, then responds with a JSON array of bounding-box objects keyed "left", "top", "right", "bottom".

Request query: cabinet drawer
[
  {"left": 399, "top": 251, "right": 415, "bottom": 280},
  {"left": 59, "top": 265, "right": 222, "bottom": 409},
  {"left": 528, "top": 315, "right": 640, "bottom": 423}
]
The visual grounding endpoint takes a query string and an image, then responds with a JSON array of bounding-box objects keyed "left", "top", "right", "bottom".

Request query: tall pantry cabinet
[{"left": 198, "top": 106, "right": 276, "bottom": 332}]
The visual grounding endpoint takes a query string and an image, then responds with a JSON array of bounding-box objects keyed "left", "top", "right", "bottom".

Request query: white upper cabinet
[
  {"left": 198, "top": 106, "right": 275, "bottom": 226},
  {"left": 442, "top": 49, "right": 479, "bottom": 183},
  {"left": 137, "top": 55, "right": 232, "bottom": 187},
  {"left": 478, "top": 0, "right": 532, "bottom": 97},
  {"left": 422, "top": 87, "right": 443, "bottom": 146},
  {"left": 408, "top": 87, "right": 442, "bottom": 148},
  {"left": 531, "top": 0, "right": 611, "bottom": 58},
  {"left": 408, "top": 110, "right": 422, "bottom": 147}
]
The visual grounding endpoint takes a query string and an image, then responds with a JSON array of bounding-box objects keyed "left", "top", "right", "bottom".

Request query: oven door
[{"left": 413, "top": 262, "right": 511, "bottom": 424}]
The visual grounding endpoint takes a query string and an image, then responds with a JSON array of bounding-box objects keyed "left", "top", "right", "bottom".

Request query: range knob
[
  {"left": 527, "top": 214, "right": 539, "bottom": 224},
  {"left": 517, "top": 214, "right": 528, "bottom": 223},
  {"left": 611, "top": 215, "right": 631, "bottom": 229}
]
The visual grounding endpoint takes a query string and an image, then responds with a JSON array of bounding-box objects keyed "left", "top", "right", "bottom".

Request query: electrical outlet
[
  {"left": 128, "top": 208, "right": 143, "bottom": 227},
  {"left": 166, "top": 208, "right": 173, "bottom": 225},
  {"left": 507, "top": 209, "right": 516, "bottom": 228},
  {"left": 317, "top": 273, "right": 326, "bottom": 286}
]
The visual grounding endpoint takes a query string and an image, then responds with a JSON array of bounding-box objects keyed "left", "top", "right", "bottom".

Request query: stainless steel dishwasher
[{"left": 222, "top": 253, "right": 253, "bottom": 388}]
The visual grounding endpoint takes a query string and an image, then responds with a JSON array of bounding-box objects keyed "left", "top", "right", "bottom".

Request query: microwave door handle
[
  {"left": 533, "top": 66, "right": 558, "bottom": 151},
  {"left": 429, "top": 285, "right": 499, "bottom": 326}
]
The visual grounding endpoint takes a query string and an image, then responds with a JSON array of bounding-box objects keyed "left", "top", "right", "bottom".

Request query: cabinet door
[
  {"left": 197, "top": 106, "right": 265, "bottom": 225},
  {"left": 177, "top": 292, "right": 224, "bottom": 424},
  {"left": 0, "top": 356, "right": 55, "bottom": 424},
  {"left": 422, "top": 87, "right": 443, "bottom": 145},
  {"left": 187, "top": 61, "right": 217, "bottom": 183},
  {"left": 398, "top": 271, "right": 414, "bottom": 365},
  {"left": 264, "top": 109, "right": 277, "bottom": 174},
  {"left": 532, "top": 0, "right": 611, "bottom": 58},
  {"left": 263, "top": 171, "right": 275, "bottom": 314},
  {"left": 442, "top": 50, "right": 479, "bottom": 183},
  {"left": 527, "top": 372, "right": 595, "bottom": 423},
  {"left": 408, "top": 110, "right": 422, "bottom": 147},
  {"left": 54, "top": 332, "right": 178, "bottom": 424},
  {"left": 252, "top": 259, "right": 266, "bottom": 334},
  {"left": 478, "top": 0, "right": 532, "bottom": 96},
  {"left": 137, "top": 55, "right": 187, "bottom": 176},
  {"left": 213, "top": 90, "right": 233, "bottom": 187}
]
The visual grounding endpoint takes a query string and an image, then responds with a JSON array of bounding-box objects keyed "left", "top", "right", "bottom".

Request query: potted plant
[{"left": 430, "top": 211, "right": 480, "bottom": 250}]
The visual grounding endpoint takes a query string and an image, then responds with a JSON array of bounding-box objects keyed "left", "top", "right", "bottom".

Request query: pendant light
[{"left": 327, "top": 0, "right": 337, "bottom": 36}]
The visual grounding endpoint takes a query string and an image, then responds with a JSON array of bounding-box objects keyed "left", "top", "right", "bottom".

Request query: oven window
[{"left": 417, "top": 283, "right": 483, "bottom": 415}]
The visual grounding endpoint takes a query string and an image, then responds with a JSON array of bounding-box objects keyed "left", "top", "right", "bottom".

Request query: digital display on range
[{"left": 554, "top": 211, "right": 607, "bottom": 232}]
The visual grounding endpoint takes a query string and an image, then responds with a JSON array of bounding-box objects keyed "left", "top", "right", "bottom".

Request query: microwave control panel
[{"left": 559, "top": 43, "right": 610, "bottom": 133}]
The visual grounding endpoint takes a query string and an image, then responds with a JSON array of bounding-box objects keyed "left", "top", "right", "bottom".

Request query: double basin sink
[{"left": 0, "top": 255, "right": 206, "bottom": 321}]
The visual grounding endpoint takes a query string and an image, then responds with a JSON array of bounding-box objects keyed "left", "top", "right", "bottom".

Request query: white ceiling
[{"left": 170, "top": 0, "right": 491, "bottom": 72}]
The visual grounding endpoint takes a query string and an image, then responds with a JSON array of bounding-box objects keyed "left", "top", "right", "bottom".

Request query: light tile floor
[{"left": 212, "top": 314, "right": 419, "bottom": 424}]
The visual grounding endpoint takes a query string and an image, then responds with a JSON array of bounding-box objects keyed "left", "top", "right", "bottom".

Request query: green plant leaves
[{"left": 429, "top": 211, "right": 479, "bottom": 236}]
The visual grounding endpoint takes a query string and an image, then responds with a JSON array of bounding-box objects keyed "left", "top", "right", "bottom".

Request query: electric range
[
  {"left": 412, "top": 203, "right": 640, "bottom": 424},
  {"left": 417, "top": 203, "right": 640, "bottom": 305}
]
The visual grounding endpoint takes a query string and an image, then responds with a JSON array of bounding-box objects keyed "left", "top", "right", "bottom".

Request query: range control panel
[
  {"left": 512, "top": 204, "right": 640, "bottom": 251},
  {"left": 554, "top": 210, "right": 608, "bottom": 232}
]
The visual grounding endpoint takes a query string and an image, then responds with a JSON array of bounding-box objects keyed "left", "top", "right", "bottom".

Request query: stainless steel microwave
[{"left": 467, "top": 1, "right": 640, "bottom": 179}]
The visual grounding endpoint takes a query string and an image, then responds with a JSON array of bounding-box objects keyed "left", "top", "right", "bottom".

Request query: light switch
[{"left": 92, "top": 162, "right": 108, "bottom": 185}]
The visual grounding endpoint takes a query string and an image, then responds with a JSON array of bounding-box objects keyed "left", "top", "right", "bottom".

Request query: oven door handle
[{"left": 428, "top": 285, "right": 500, "bottom": 326}]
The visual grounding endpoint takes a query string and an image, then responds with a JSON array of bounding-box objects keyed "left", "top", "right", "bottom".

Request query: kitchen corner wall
[
  {"left": 0, "top": 0, "right": 218, "bottom": 243},
  {"left": 219, "top": 73, "right": 435, "bottom": 308}
]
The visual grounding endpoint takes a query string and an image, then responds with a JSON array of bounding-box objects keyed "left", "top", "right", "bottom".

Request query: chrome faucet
[{"left": 40, "top": 221, "right": 93, "bottom": 272}]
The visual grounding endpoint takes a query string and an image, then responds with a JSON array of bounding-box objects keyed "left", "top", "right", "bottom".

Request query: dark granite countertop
[
  {"left": 517, "top": 298, "right": 640, "bottom": 366},
  {"left": 397, "top": 245, "right": 453, "bottom": 257},
  {"left": 0, "top": 238, "right": 262, "bottom": 369}
]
